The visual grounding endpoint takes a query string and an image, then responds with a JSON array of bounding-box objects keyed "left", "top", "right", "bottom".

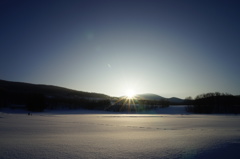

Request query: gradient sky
[{"left": 1, "top": 0, "right": 240, "bottom": 98}]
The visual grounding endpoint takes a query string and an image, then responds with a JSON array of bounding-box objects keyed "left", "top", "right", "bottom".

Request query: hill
[
  {"left": 168, "top": 97, "right": 184, "bottom": 104},
  {"left": 0, "top": 79, "right": 113, "bottom": 111},
  {"left": 0, "top": 79, "right": 187, "bottom": 112},
  {"left": 135, "top": 93, "right": 183, "bottom": 104},
  {"left": 136, "top": 93, "right": 164, "bottom": 100},
  {"left": 0, "top": 79, "right": 110, "bottom": 99}
]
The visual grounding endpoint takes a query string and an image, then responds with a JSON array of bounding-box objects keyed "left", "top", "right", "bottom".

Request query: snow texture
[{"left": 0, "top": 107, "right": 240, "bottom": 159}]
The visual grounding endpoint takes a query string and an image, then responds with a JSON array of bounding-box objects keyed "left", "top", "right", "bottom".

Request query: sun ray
[
  {"left": 125, "top": 89, "right": 136, "bottom": 99},
  {"left": 105, "top": 88, "right": 140, "bottom": 112}
]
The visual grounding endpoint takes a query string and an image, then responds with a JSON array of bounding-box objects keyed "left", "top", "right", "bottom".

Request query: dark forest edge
[
  {"left": 0, "top": 79, "right": 171, "bottom": 112},
  {"left": 185, "top": 92, "right": 240, "bottom": 114},
  {"left": 0, "top": 91, "right": 170, "bottom": 112},
  {"left": 0, "top": 80, "right": 240, "bottom": 113}
]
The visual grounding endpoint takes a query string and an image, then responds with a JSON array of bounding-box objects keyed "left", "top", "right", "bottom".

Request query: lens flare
[
  {"left": 126, "top": 89, "right": 135, "bottom": 99},
  {"left": 104, "top": 89, "right": 138, "bottom": 112}
]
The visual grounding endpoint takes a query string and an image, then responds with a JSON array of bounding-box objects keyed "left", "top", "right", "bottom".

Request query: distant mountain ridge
[
  {"left": 0, "top": 79, "right": 185, "bottom": 103},
  {"left": 135, "top": 93, "right": 184, "bottom": 103},
  {"left": 168, "top": 97, "right": 184, "bottom": 103},
  {"left": 135, "top": 93, "right": 164, "bottom": 100}
]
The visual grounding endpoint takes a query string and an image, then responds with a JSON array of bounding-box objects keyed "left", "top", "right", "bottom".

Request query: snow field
[{"left": 0, "top": 113, "right": 240, "bottom": 159}]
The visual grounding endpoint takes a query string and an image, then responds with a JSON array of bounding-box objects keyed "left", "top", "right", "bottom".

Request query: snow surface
[
  {"left": 0, "top": 107, "right": 240, "bottom": 159},
  {"left": 0, "top": 105, "right": 189, "bottom": 115}
]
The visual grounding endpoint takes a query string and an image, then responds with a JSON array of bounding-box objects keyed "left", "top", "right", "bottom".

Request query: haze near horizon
[{"left": 0, "top": 0, "right": 240, "bottom": 98}]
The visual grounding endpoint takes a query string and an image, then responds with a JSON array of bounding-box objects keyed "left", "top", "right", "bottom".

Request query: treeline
[
  {"left": 106, "top": 98, "right": 169, "bottom": 112},
  {"left": 0, "top": 88, "right": 171, "bottom": 112},
  {"left": 0, "top": 89, "right": 111, "bottom": 112},
  {"left": 47, "top": 96, "right": 111, "bottom": 110},
  {"left": 138, "top": 99, "right": 170, "bottom": 108},
  {"left": 0, "top": 79, "right": 112, "bottom": 112},
  {"left": 186, "top": 92, "right": 240, "bottom": 114}
]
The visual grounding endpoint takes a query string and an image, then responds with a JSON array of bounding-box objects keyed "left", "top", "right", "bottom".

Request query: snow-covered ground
[{"left": 0, "top": 107, "right": 240, "bottom": 159}]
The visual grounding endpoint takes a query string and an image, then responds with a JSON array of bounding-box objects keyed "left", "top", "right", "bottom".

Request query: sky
[{"left": 0, "top": 0, "right": 240, "bottom": 98}]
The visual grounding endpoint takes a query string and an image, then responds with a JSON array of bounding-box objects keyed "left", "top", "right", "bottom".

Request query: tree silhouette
[
  {"left": 26, "top": 93, "right": 46, "bottom": 112},
  {"left": 186, "top": 92, "right": 240, "bottom": 114}
]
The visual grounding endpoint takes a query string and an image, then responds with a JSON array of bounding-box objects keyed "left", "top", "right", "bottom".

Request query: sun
[{"left": 125, "top": 89, "right": 136, "bottom": 99}]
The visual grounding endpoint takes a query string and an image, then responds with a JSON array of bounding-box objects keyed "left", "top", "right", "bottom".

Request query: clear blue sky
[{"left": 1, "top": 0, "right": 240, "bottom": 98}]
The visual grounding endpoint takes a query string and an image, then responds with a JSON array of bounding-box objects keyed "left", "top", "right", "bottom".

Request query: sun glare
[{"left": 126, "top": 89, "right": 136, "bottom": 99}]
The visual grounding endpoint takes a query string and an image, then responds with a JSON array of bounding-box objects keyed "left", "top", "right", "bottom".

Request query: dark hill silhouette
[
  {"left": 168, "top": 97, "right": 184, "bottom": 103},
  {"left": 186, "top": 92, "right": 240, "bottom": 114},
  {"left": 136, "top": 93, "right": 164, "bottom": 100},
  {"left": 0, "top": 79, "right": 112, "bottom": 112},
  {"left": 0, "top": 79, "right": 110, "bottom": 99},
  {"left": 135, "top": 93, "right": 184, "bottom": 104}
]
